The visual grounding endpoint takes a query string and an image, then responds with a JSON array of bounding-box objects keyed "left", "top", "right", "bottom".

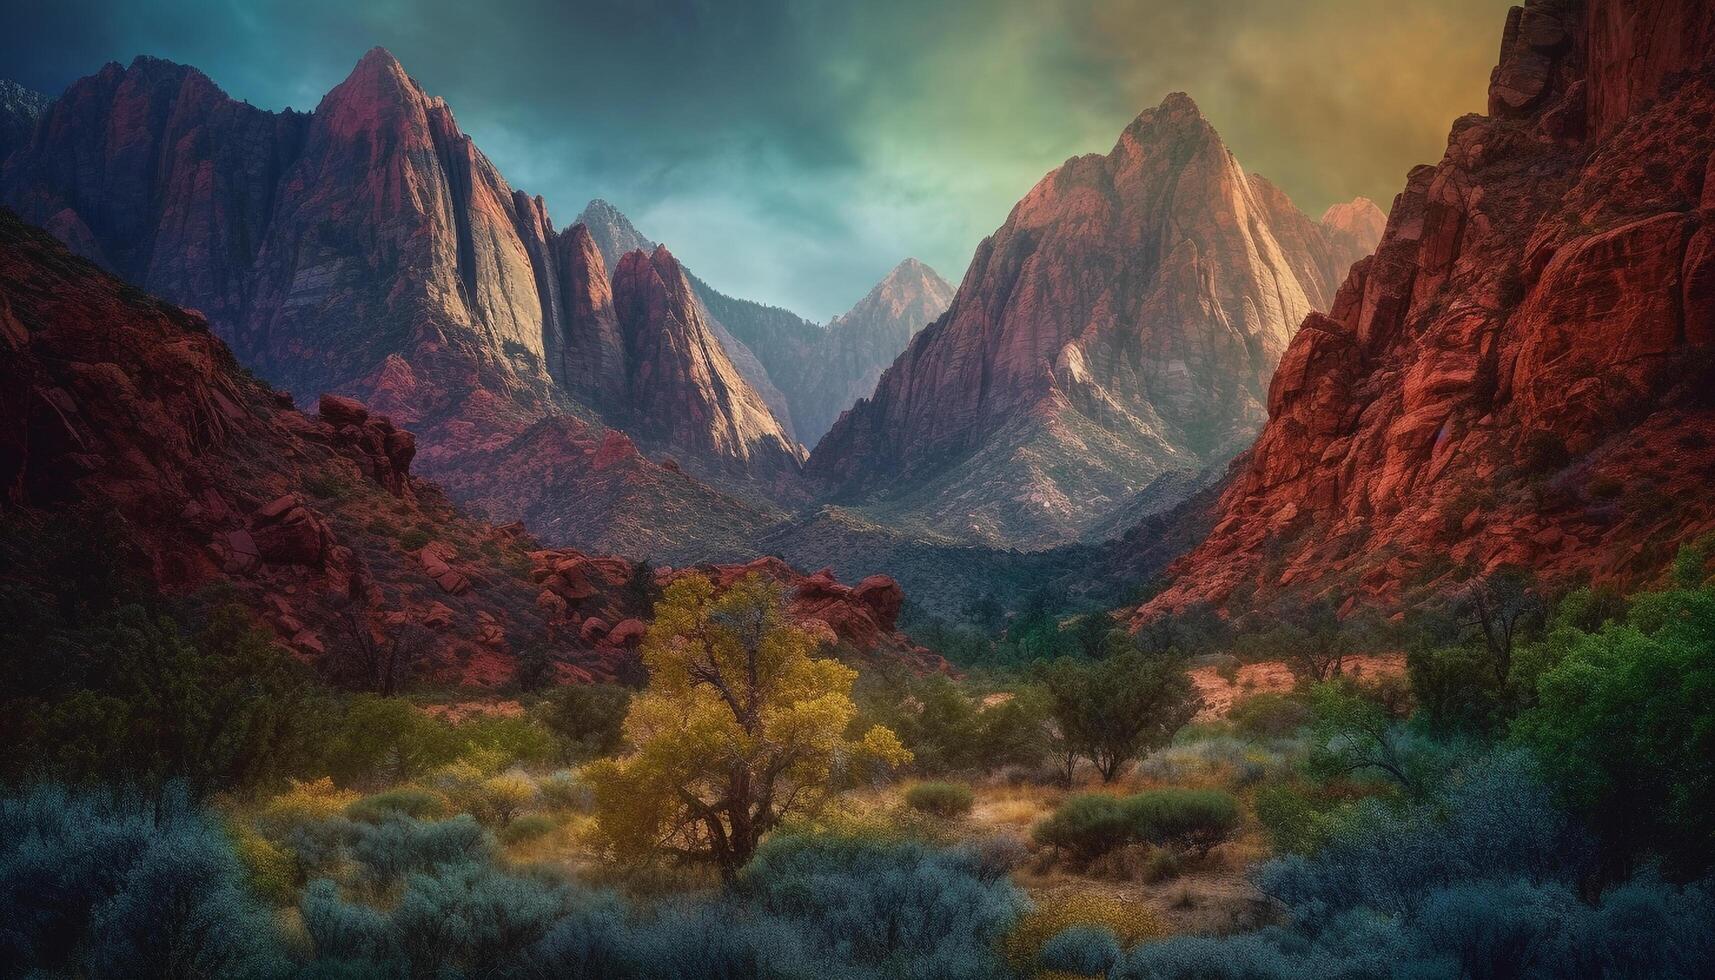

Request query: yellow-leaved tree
[{"left": 584, "top": 572, "right": 910, "bottom": 881}]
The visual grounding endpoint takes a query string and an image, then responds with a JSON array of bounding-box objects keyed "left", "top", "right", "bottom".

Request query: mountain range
[
  {"left": 6, "top": 0, "right": 1706, "bottom": 643},
  {"left": 0, "top": 209, "right": 943, "bottom": 684},
  {"left": 574, "top": 199, "right": 956, "bottom": 447}
]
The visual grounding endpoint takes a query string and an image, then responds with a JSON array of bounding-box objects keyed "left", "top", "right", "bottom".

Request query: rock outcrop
[
  {"left": 805, "top": 95, "right": 1381, "bottom": 548},
  {"left": 0, "top": 50, "right": 799, "bottom": 555},
  {"left": 0, "top": 210, "right": 939, "bottom": 684},
  {"left": 1140, "top": 0, "right": 1715, "bottom": 620}
]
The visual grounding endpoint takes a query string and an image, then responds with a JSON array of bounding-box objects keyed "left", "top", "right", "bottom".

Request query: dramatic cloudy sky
[{"left": 3, "top": 0, "right": 1512, "bottom": 320}]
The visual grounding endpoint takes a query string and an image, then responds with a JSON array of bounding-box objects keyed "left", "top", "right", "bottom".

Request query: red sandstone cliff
[
  {"left": 1139, "top": 0, "right": 1715, "bottom": 620},
  {"left": 0, "top": 210, "right": 935, "bottom": 683},
  {"left": 609, "top": 245, "right": 805, "bottom": 486},
  {"left": 0, "top": 50, "right": 800, "bottom": 556},
  {"left": 805, "top": 94, "right": 1381, "bottom": 548}
]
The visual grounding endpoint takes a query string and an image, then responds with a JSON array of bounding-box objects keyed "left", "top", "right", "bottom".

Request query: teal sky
[{"left": 2, "top": 0, "right": 1512, "bottom": 320}]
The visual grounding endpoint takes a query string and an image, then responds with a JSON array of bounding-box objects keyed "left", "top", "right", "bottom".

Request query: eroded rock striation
[
  {"left": 0, "top": 50, "right": 798, "bottom": 555},
  {"left": 806, "top": 95, "right": 1381, "bottom": 548},
  {"left": 608, "top": 245, "right": 805, "bottom": 485},
  {"left": 0, "top": 211, "right": 940, "bottom": 684},
  {"left": 1140, "top": 0, "right": 1715, "bottom": 620}
]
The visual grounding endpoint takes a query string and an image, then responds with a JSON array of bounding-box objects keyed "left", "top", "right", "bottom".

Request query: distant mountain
[
  {"left": 0, "top": 80, "right": 47, "bottom": 162},
  {"left": 0, "top": 49, "right": 797, "bottom": 556},
  {"left": 799, "top": 258, "right": 955, "bottom": 444},
  {"left": 576, "top": 198, "right": 654, "bottom": 267},
  {"left": 1140, "top": 0, "right": 1715, "bottom": 621},
  {"left": 574, "top": 199, "right": 953, "bottom": 445},
  {"left": 806, "top": 94, "right": 1381, "bottom": 548}
]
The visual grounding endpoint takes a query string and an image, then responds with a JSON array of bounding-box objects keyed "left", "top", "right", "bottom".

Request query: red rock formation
[
  {"left": 0, "top": 210, "right": 938, "bottom": 685},
  {"left": 1320, "top": 198, "right": 1389, "bottom": 259},
  {"left": 1, "top": 49, "right": 801, "bottom": 557},
  {"left": 550, "top": 223, "right": 627, "bottom": 415},
  {"left": 609, "top": 245, "right": 805, "bottom": 486},
  {"left": 1140, "top": 0, "right": 1715, "bottom": 620},
  {"left": 693, "top": 557, "right": 948, "bottom": 673},
  {"left": 806, "top": 94, "right": 1381, "bottom": 548}
]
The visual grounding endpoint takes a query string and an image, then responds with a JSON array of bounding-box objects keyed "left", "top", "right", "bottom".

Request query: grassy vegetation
[{"left": 5, "top": 517, "right": 1715, "bottom": 976}]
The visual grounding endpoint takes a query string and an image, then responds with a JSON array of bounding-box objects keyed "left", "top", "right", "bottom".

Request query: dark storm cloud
[{"left": 0, "top": 0, "right": 1513, "bottom": 319}]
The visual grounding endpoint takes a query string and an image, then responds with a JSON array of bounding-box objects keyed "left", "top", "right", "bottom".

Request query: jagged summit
[{"left": 804, "top": 92, "right": 1380, "bottom": 548}]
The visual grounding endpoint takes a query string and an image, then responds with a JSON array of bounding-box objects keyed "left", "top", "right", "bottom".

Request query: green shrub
[
  {"left": 398, "top": 528, "right": 431, "bottom": 551},
  {"left": 1229, "top": 691, "right": 1311, "bottom": 738},
  {"left": 1040, "top": 924, "right": 1122, "bottom": 976},
  {"left": 904, "top": 782, "right": 975, "bottom": 818},
  {"left": 1033, "top": 794, "right": 1134, "bottom": 859},
  {"left": 348, "top": 787, "right": 449, "bottom": 823},
  {"left": 499, "top": 812, "right": 558, "bottom": 845},
  {"left": 1125, "top": 788, "right": 1241, "bottom": 856},
  {"left": 1254, "top": 783, "right": 1337, "bottom": 855},
  {"left": 455, "top": 715, "right": 558, "bottom": 769},
  {"left": 538, "top": 684, "right": 630, "bottom": 762},
  {"left": 537, "top": 770, "right": 594, "bottom": 812},
  {"left": 1144, "top": 847, "right": 1185, "bottom": 882}
]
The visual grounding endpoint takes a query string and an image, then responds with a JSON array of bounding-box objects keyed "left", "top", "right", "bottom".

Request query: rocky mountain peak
[
  {"left": 0, "top": 79, "right": 48, "bottom": 161},
  {"left": 1319, "top": 197, "right": 1387, "bottom": 246},
  {"left": 608, "top": 243, "right": 803, "bottom": 483},
  {"left": 576, "top": 198, "right": 655, "bottom": 269},
  {"left": 805, "top": 90, "right": 1378, "bottom": 547}
]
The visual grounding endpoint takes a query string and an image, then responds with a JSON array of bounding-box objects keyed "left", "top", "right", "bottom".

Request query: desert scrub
[
  {"left": 1229, "top": 691, "right": 1312, "bottom": 739},
  {"left": 537, "top": 770, "right": 594, "bottom": 812},
  {"left": 1032, "top": 793, "right": 1135, "bottom": 859},
  {"left": 1034, "top": 788, "right": 1242, "bottom": 862},
  {"left": 228, "top": 819, "right": 297, "bottom": 905},
  {"left": 1039, "top": 924, "right": 1122, "bottom": 977},
  {"left": 905, "top": 781, "right": 975, "bottom": 817},
  {"left": 253, "top": 777, "right": 359, "bottom": 838},
  {"left": 499, "top": 812, "right": 558, "bottom": 845},
  {"left": 1005, "top": 891, "right": 1162, "bottom": 974},
  {"left": 1126, "top": 788, "right": 1241, "bottom": 857},
  {"left": 347, "top": 786, "right": 449, "bottom": 823},
  {"left": 397, "top": 527, "right": 431, "bottom": 551}
]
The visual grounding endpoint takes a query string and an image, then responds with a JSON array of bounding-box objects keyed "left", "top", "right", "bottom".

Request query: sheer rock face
[
  {"left": 1140, "top": 0, "right": 1715, "bottom": 621},
  {"left": 805, "top": 94, "right": 1379, "bottom": 548},
  {"left": 2, "top": 57, "right": 311, "bottom": 335},
  {"left": 237, "top": 47, "right": 554, "bottom": 413},
  {"left": 0, "top": 212, "right": 936, "bottom": 684},
  {"left": 609, "top": 246, "right": 805, "bottom": 486},
  {"left": 0, "top": 49, "right": 801, "bottom": 554}
]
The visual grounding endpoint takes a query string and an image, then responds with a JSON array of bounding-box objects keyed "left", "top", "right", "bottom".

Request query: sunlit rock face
[
  {"left": 0, "top": 48, "right": 809, "bottom": 557},
  {"left": 1139, "top": 0, "right": 1715, "bottom": 622},
  {"left": 806, "top": 93, "right": 1378, "bottom": 548}
]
